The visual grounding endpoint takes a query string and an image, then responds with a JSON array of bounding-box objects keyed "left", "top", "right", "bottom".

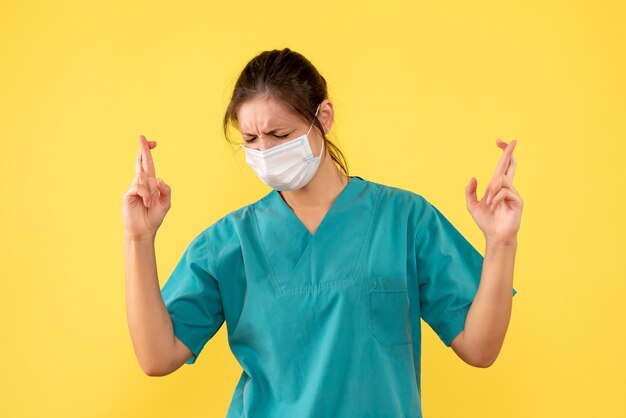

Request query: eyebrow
[{"left": 241, "top": 127, "right": 290, "bottom": 136}]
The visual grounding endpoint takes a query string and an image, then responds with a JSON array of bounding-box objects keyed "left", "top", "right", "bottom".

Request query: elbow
[
  {"left": 468, "top": 337, "right": 505, "bottom": 368},
  {"left": 469, "top": 350, "right": 500, "bottom": 368},
  {"left": 471, "top": 356, "right": 496, "bottom": 368},
  {"left": 143, "top": 366, "right": 166, "bottom": 377},
  {"left": 453, "top": 334, "right": 499, "bottom": 368},
  {"left": 138, "top": 357, "right": 169, "bottom": 377},
  {"left": 141, "top": 362, "right": 165, "bottom": 377}
]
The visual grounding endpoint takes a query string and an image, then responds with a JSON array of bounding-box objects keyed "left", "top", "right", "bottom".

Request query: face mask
[{"left": 242, "top": 104, "right": 324, "bottom": 191}]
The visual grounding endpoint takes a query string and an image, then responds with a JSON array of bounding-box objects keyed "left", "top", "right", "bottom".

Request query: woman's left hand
[{"left": 465, "top": 139, "right": 523, "bottom": 244}]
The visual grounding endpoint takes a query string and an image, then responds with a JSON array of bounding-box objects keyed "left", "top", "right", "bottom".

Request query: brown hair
[{"left": 222, "top": 48, "right": 349, "bottom": 176}]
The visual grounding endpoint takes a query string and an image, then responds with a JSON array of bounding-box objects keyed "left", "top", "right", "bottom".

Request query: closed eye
[{"left": 244, "top": 132, "right": 291, "bottom": 143}]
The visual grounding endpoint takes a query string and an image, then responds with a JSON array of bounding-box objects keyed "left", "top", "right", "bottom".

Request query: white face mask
[{"left": 242, "top": 104, "right": 324, "bottom": 191}]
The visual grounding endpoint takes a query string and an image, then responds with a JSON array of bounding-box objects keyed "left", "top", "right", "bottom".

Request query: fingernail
[{"left": 486, "top": 194, "right": 491, "bottom": 205}]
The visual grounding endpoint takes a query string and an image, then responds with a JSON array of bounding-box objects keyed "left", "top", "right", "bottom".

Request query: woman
[{"left": 123, "top": 48, "right": 522, "bottom": 417}]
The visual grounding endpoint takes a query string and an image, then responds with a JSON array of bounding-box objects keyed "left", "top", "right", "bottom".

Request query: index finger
[
  {"left": 496, "top": 139, "right": 517, "bottom": 182},
  {"left": 135, "top": 148, "right": 142, "bottom": 175},
  {"left": 138, "top": 135, "right": 156, "bottom": 178},
  {"left": 506, "top": 152, "right": 517, "bottom": 182},
  {"left": 492, "top": 139, "right": 517, "bottom": 177}
]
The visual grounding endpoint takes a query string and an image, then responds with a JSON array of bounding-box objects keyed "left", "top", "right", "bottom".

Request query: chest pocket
[{"left": 368, "top": 276, "right": 411, "bottom": 346}]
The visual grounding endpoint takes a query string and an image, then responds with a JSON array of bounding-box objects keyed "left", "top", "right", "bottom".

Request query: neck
[{"left": 278, "top": 149, "right": 349, "bottom": 210}]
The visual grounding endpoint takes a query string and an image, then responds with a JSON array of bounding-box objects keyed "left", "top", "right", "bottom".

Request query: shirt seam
[{"left": 413, "top": 201, "right": 435, "bottom": 255}]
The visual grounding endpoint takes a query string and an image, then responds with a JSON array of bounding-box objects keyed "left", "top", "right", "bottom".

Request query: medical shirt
[{"left": 160, "top": 175, "right": 517, "bottom": 418}]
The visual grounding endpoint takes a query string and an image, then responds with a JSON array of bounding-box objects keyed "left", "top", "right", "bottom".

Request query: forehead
[{"left": 237, "top": 95, "right": 303, "bottom": 132}]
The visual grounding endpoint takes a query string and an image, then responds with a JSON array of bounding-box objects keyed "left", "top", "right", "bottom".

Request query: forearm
[
  {"left": 124, "top": 236, "right": 176, "bottom": 375},
  {"left": 461, "top": 237, "right": 517, "bottom": 366}
]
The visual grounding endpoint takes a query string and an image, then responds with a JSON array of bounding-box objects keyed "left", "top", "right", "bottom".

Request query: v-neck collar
[
  {"left": 271, "top": 176, "right": 363, "bottom": 238},
  {"left": 253, "top": 175, "right": 374, "bottom": 295}
]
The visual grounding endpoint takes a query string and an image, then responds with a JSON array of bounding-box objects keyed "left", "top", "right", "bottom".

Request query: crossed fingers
[
  {"left": 494, "top": 139, "right": 516, "bottom": 180},
  {"left": 136, "top": 135, "right": 157, "bottom": 176},
  {"left": 485, "top": 139, "right": 521, "bottom": 210}
]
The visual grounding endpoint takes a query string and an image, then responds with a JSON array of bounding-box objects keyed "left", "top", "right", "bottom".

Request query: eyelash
[{"left": 245, "top": 133, "right": 290, "bottom": 143}]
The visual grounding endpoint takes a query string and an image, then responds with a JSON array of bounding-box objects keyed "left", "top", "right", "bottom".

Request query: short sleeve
[
  {"left": 416, "top": 202, "right": 517, "bottom": 347},
  {"left": 160, "top": 230, "right": 225, "bottom": 364}
]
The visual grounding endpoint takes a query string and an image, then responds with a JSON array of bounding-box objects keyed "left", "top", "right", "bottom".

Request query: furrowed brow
[{"left": 242, "top": 127, "right": 290, "bottom": 136}]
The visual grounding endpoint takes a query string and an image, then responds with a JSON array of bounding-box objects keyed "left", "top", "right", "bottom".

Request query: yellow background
[{"left": 1, "top": 1, "right": 624, "bottom": 417}]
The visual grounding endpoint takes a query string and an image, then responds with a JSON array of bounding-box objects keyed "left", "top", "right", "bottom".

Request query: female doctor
[{"left": 123, "top": 48, "right": 522, "bottom": 417}]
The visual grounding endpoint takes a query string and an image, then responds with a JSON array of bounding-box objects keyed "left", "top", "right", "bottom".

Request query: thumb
[
  {"left": 156, "top": 178, "right": 171, "bottom": 202},
  {"left": 466, "top": 177, "right": 478, "bottom": 209}
]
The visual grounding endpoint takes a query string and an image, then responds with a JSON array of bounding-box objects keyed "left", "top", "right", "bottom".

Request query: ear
[{"left": 319, "top": 99, "right": 334, "bottom": 134}]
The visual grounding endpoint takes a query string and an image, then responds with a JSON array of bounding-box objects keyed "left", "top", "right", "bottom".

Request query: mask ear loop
[
  {"left": 307, "top": 103, "right": 324, "bottom": 158},
  {"left": 317, "top": 132, "right": 325, "bottom": 158},
  {"left": 306, "top": 103, "right": 322, "bottom": 136}
]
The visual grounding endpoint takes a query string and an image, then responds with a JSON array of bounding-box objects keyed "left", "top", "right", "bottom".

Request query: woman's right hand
[{"left": 122, "top": 135, "right": 172, "bottom": 241}]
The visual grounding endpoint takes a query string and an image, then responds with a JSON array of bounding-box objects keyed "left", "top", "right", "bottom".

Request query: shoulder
[
  {"left": 197, "top": 190, "right": 272, "bottom": 243},
  {"left": 360, "top": 176, "right": 427, "bottom": 204},
  {"left": 360, "top": 177, "right": 435, "bottom": 223},
  {"left": 185, "top": 192, "right": 272, "bottom": 277}
]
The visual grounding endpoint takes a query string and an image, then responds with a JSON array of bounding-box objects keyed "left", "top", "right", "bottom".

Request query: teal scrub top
[{"left": 160, "top": 175, "right": 517, "bottom": 418}]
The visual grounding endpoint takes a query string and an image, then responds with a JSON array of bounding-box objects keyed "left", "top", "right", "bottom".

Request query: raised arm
[
  {"left": 124, "top": 236, "right": 194, "bottom": 375},
  {"left": 453, "top": 139, "right": 523, "bottom": 366},
  {"left": 122, "top": 135, "right": 191, "bottom": 375}
]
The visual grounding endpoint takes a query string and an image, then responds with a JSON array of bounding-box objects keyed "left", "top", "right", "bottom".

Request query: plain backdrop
[{"left": 1, "top": 1, "right": 625, "bottom": 417}]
